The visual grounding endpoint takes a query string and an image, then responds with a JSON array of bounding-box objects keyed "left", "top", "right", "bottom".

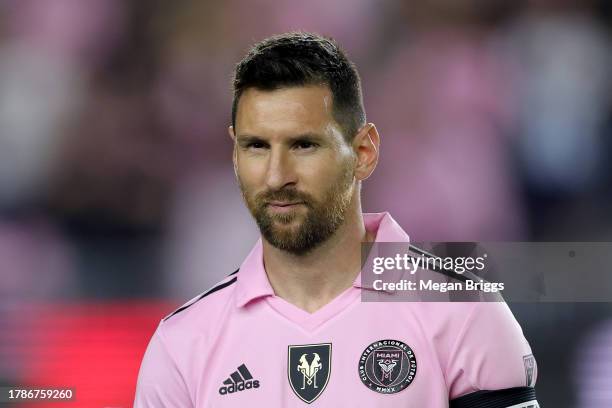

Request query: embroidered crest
[{"left": 288, "top": 343, "right": 332, "bottom": 403}]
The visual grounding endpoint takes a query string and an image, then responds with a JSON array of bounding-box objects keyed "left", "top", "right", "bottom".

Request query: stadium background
[{"left": 0, "top": 0, "right": 611, "bottom": 407}]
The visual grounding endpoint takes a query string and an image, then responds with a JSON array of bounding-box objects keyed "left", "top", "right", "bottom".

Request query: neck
[{"left": 262, "top": 202, "right": 375, "bottom": 313}]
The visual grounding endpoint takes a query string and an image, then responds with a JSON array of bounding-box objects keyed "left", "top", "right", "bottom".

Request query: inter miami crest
[
  {"left": 359, "top": 339, "right": 417, "bottom": 394},
  {"left": 288, "top": 343, "right": 331, "bottom": 404}
]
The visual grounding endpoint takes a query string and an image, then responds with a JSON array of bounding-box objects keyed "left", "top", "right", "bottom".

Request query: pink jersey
[{"left": 135, "top": 213, "right": 539, "bottom": 407}]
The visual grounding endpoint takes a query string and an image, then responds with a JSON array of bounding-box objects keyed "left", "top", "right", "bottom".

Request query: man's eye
[
  {"left": 295, "top": 141, "right": 317, "bottom": 150},
  {"left": 247, "top": 142, "right": 266, "bottom": 149}
]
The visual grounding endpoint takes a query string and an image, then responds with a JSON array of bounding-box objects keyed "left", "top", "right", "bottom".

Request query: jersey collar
[
  {"left": 234, "top": 212, "right": 410, "bottom": 307},
  {"left": 352, "top": 212, "right": 411, "bottom": 290}
]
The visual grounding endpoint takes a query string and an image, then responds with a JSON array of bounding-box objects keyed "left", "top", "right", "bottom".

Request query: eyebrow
[{"left": 236, "top": 133, "right": 326, "bottom": 144}]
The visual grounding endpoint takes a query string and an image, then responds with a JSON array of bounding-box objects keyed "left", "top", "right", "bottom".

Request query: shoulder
[
  {"left": 158, "top": 269, "right": 240, "bottom": 339},
  {"left": 413, "top": 301, "right": 527, "bottom": 349},
  {"left": 135, "top": 269, "right": 241, "bottom": 402}
]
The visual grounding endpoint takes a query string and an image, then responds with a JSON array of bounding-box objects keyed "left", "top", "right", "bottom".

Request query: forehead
[{"left": 235, "top": 85, "right": 339, "bottom": 137}]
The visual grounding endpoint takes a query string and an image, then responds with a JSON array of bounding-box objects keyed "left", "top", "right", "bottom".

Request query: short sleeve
[
  {"left": 446, "top": 302, "right": 539, "bottom": 407},
  {"left": 134, "top": 324, "right": 194, "bottom": 408}
]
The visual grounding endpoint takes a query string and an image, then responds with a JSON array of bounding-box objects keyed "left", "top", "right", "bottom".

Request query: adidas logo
[{"left": 218, "top": 364, "right": 260, "bottom": 395}]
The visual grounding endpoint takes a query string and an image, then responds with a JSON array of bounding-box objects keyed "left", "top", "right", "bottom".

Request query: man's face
[{"left": 232, "top": 85, "right": 356, "bottom": 255}]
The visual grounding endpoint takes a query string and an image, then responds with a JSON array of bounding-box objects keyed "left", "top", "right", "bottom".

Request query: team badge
[
  {"left": 523, "top": 354, "right": 537, "bottom": 386},
  {"left": 288, "top": 343, "right": 331, "bottom": 404},
  {"left": 358, "top": 339, "right": 417, "bottom": 394}
]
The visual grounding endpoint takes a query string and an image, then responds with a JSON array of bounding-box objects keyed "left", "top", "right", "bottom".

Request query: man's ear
[
  {"left": 228, "top": 126, "right": 238, "bottom": 171},
  {"left": 352, "top": 123, "right": 380, "bottom": 181}
]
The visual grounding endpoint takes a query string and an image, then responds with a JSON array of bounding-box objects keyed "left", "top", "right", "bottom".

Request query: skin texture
[{"left": 230, "top": 85, "right": 380, "bottom": 313}]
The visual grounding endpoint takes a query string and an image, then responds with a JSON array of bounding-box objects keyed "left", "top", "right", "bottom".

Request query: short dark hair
[{"left": 231, "top": 32, "right": 366, "bottom": 141}]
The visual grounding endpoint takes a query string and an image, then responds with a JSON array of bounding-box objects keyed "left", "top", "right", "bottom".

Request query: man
[{"left": 135, "top": 32, "right": 539, "bottom": 407}]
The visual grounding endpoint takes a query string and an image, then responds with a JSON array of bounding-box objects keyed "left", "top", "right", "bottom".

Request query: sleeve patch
[{"left": 523, "top": 354, "right": 537, "bottom": 386}]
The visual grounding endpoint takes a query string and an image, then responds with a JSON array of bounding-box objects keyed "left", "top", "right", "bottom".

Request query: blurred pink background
[{"left": 1, "top": 0, "right": 611, "bottom": 406}]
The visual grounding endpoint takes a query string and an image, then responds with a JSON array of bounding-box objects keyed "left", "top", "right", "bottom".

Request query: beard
[{"left": 239, "top": 163, "right": 354, "bottom": 256}]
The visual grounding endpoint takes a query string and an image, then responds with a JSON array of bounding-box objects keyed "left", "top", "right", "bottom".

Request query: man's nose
[{"left": 265, "top": 147, "right": 297, "bottom": 190}]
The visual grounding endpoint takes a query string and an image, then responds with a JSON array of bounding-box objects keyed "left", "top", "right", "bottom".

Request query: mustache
[{"left": 255, "top": 188, "right": 313, "bottom": 206}]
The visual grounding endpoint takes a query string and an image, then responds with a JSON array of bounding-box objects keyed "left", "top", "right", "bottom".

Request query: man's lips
[
  {"left": 265, "top": 201, "right": 307, "bottom": 214},
  {"left": 267, "top": 201, "right": 304, "bottom": 207}
]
